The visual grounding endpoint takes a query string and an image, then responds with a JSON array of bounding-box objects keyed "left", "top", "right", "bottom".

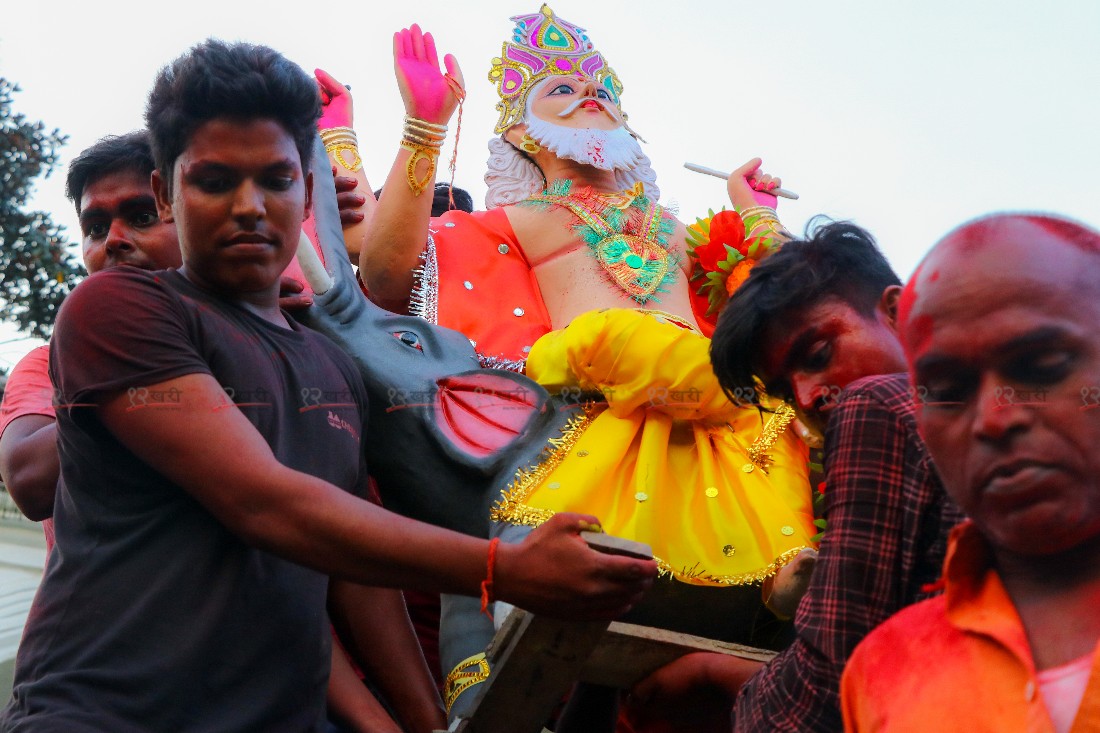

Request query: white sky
[{"left": 2, "top": 0, "right": 1098, "bottom": 369}]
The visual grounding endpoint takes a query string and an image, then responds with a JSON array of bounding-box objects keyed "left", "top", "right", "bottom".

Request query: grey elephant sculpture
[
  {"left": 294, "top": 142, "right": 585, "bottom": 541},
  {"left": 294, "top": 146, "right": 597, "bottom": 719}
]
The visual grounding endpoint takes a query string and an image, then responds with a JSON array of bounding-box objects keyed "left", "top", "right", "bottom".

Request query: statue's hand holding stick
[
  {"left": 685, "top": 161, "right": 799, "bottom": 201},
  {"left": 696, "top": 158, "right": 795, "bottom": 242}
]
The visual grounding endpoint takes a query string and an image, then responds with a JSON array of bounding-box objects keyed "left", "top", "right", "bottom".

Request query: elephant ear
[{"left": 433, "top": 370, "right": 553, "bottom": 460}]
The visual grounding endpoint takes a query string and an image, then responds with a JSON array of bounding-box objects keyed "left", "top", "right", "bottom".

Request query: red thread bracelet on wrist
[{"left": 480, "top": 537, "right": 500, "bottom": 619}]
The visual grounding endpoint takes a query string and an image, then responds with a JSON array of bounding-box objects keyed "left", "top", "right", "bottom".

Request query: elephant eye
[{"left": 393, "top": 331, "right": 423, "bottom": 351}]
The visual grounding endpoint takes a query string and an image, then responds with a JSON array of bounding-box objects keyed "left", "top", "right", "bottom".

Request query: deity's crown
[{"left": 488, "top": 4, "right": 624, "bottom": 134}]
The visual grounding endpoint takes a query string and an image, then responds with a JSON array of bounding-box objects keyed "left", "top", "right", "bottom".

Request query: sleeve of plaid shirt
[{"left": 734, "top": 375, "right": 927, "bottom": 732}]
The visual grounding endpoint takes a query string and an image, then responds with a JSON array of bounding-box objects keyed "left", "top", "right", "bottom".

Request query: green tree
[{"left": 0, "top": 77, "right": 84, "bottom": 339}]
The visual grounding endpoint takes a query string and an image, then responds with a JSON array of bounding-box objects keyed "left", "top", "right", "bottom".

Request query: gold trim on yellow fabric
[
  {"left": 635, "top": 308, "right": 702, "bottom": 335},
  {"left": 490, "top": 407, "right": 599, "bottom": 526},
  {"left": 443, "top": 652, "right": 491, "bottom": 713},
  {"left": 745, "top": 403, "right": 797, "bottom": 473},
  {"left": 664, "top": 545, "right": 812, "bottom": 585},
  {"left": 490, "top": 402, "right": 808, "bottom": 585}
]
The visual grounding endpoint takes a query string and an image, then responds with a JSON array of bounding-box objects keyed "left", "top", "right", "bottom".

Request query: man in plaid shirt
[{"left": 630, "top": 221, "right": 965, "bottom": 731}]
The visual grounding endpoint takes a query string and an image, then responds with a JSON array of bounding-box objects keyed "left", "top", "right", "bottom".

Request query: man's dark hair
[
  {"left": 65, "top": 131, "right": 156, "bottom": 215},
  {"left": 433, "top": 184, "right": 474, "bottom": 215},
  {"left": 374, "top": 183, "right": 475, "bottom": 216},
  {"left": 145, "top": 39, "right": 320, "bottom": 183},
  {"left": 710, "top": 219, "right": 901, "bottom": 402}
]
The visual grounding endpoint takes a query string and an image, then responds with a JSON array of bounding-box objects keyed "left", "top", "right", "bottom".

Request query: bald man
[{"left": 841, "top": 213, "right": 1100, "bottom": 732}]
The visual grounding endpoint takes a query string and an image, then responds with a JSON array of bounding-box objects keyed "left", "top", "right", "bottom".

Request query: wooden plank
[
  {"left": 450, "top": 533, "right": 652, "bottom": 733},
  {"left": 448, "top": 614, "right": 778, "bottom": 732},
  {"left": 578, "top": 620, "right": 777, "bottom": 689},
  {"left": 448, "top": 534, "right": 773, "bottom": 731},
  {"left": 452, "top": 609, "right": 610, "bottom": 733}
]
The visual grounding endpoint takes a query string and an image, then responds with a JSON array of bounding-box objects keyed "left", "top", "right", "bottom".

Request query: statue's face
[
  {"left": 528, "top": 75, "right": 623, "bottom": 131},
  {"left": 508, "top": 74, "right": 645, "bottom": 176}
]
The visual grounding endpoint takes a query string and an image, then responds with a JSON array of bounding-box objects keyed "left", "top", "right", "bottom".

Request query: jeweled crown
[{"left": 488, "top": 4, "right": 624, "bottom": 134}]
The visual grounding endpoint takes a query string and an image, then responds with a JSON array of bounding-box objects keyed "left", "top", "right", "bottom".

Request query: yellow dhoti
[{"left": 491, "top": 308, "right": 816, "bottom": 586}]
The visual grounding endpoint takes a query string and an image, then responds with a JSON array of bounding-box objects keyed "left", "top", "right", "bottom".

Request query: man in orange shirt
[{"left": 841, "top": 213, "right": 1100, "bottom": 732}]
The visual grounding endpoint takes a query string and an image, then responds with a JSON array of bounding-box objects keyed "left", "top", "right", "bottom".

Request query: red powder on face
[
  {"left": 899, "top": 213, "right": 1100, "bottom": 365},
  {"left": 587, "top": 142, "right": 606, "bottom": 166},
  {"left": 897, "top": 261, "right": 934, "bottom": 360},
  {"left": 903, "top": 314, "right": 936, "bottom": 361},
  {"left": 897, "top": 261, "right": 924, "bottom": 328},
  {"left": 1028, "top": 215, "right": 1100, "bottom": 255},
  {"left": 942, "top": 213, "right": 1100, "bottom": 257}
]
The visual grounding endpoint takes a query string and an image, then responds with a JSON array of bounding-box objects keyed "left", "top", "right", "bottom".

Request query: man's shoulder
[
  {"left": 6, "top": 344, "right": 52, "bottom": 395},
  {"left": 10, "top": 344, "right": 51, "bottom": 376},
  {"left": 842, "top": 593, "right": 958, "bottom": 721},
  {"left": 83, "top": 264, "right": 168, "bottom": 286},
  {"left": 55, "top": 268, "right": 190, "bottom": 343},
  {"left": 836, "top": 373, "right": 919, "bottom": 422},
  {"left": 826, "top": 373, "right": 928, "bottom": 460},
  {"left": 840, "top": 372, "right": 912, "bottom": 402},
  {"left": 0, "top": 344, "right": 55, "bottom": 434},
  {"left": 850, "top": 592, "right": 949, "bottom": 668},
  {"left": 64, "top": 267, "right": 180, "bottom": 308}
]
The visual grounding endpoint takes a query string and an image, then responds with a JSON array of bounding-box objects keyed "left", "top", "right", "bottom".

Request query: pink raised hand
[
  {"left": 727, "top": 157, "right": 781, "bottom": 210},
  {"left": 393, "top": 24, "right": 464, "bottom": 125},
  {"left": 316, "top": 68, "right": 353, "bottom": 129}
]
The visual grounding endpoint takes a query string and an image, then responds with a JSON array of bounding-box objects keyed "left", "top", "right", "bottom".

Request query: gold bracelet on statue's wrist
[
  {"left": 738, "top": 205, "right": 778, "bottom": 220},
  {"left": 320, "top": 126, "right": 357, "bottom": 146},
  {"left": 403, "top": 115, "right": 447, "bottom": 133},
  {"left": 399, "top": 140, "right": 440, "bottom": 196},
  {"left": 325, "top": 143, "right": 362, "bottom": 172}
]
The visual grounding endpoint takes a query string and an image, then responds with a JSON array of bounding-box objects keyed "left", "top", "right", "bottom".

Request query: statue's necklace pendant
[{"left": 523, "top": 180, "right": 677, "bottom": 304}]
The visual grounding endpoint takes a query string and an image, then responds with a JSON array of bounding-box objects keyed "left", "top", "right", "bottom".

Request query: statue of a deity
[{"left": 359, "top": 5, "right": 818, "bottom": 718}]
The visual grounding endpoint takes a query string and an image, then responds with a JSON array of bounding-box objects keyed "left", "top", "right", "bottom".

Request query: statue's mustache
[{"left": 557, "top": 97, "right": 615, "bottom": 118}]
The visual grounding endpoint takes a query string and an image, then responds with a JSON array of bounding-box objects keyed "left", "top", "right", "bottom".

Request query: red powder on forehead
[
  {"left": 897, "top": 261, "right": 936, "bottom": 358},
  {"left": 897, "top": 261, "right": 924, "bottom": 328},
  {"left": 941, "top": 222, "right": 990, "bottom": 254},
  {"left": 943, "top": 213, "right": 1100, "bottom": 256},
  {"left": 1030, "top": 216, "right": 1100, "bottom": 254},
  {"left": 899, "top": 212, "right": 1100, "bottom": 360},
  {"left": 903, "top": 314, "right": 936, "bottom": 360}
]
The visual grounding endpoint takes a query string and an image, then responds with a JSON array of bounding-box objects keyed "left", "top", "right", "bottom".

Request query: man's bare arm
[
  {"left": 98, "top": 372, "right": 655, "bottom": 616},
  {"left": 329, "top": 580, "right": 446, "bottom": 732},
  {"left": 0, "top": 415, "right": 59, "bottom": 521},
  {"left": 327, "top": 643, "right": 403, "bottom": 733}
]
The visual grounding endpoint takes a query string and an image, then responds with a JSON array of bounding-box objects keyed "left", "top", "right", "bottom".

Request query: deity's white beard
[{"left": 523, "top": 114, "right": 648, "bottom": 173}]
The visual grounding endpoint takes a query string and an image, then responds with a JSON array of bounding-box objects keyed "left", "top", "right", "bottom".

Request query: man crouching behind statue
[{"left": 360, "top": 5, "right": 818, "bottom": 724}]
